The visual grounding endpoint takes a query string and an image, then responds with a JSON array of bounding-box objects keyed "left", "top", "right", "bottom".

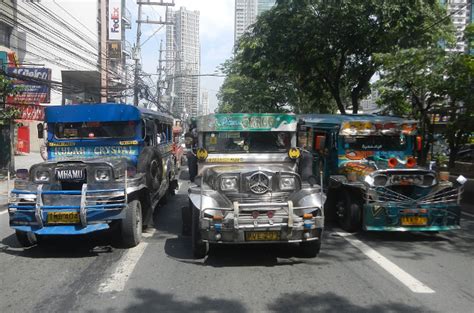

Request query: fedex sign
[{"left": 108, "top": 0, "right": 121, "bottom": 40}]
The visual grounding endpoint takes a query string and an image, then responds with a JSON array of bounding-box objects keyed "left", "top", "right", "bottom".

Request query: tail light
[
  {"left": 388, "top": 158, "right": 398, "bottom": 168},
  {"left": 406, "top": 157, "right": 416, "bottom": 168},
  {"left": 416, "top": 136, "right": 422, "bottom": 151},
  {"left": 267, "top": 211, "right": 275, "bottom": 219},
  {"left": 252, "top": 211, "right": 259, "bottom": 219}
]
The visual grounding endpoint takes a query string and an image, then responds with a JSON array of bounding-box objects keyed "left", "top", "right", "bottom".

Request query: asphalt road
[{"left": 0, "top": 176, "right": 473, "bottom": 313}]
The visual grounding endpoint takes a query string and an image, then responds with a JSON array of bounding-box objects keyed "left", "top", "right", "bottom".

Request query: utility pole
[
  {"left": 133, "top": 0, "right": 175, "bottom": 106},
  {"left": 156, "top": 40, "right": 163, "bottom": 108},
  {"left": 100, "top": 0, "right": 107, "bottom": 102}
]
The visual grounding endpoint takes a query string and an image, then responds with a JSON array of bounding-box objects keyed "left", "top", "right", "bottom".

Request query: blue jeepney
[
  {"left": 8, "top": 103, "right": 177, "bottom": 247},
  {"left": 298, "top": 114, "right": 465, "bottom": 232}
]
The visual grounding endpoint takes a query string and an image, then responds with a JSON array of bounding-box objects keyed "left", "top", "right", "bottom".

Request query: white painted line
[
  {"left": 336, "top": 231, "right": 435, "bottom": 294},
  {"left": 461, "top": 211, "right": 474, "bottom": 219},
  {"left": 0, "top": 210, "right": 8, "bottom": 215},
  {"left": 98, "top": 229, "right": 155, "bottom": 293}
]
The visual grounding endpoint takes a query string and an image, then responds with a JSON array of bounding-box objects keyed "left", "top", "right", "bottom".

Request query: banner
[
  {"left": 7, "top": 104, "right": 45, "bottom": 121},
  {"left": 108, "top": 0, "right": 122, "bottom": 40},
  {"left": 6, "top": 67, "right": 51, "bottom": 104}
]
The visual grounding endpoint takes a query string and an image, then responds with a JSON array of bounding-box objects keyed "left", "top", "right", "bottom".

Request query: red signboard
[{"left": 7, "top": 104, "right": 45, "bottom": 121}]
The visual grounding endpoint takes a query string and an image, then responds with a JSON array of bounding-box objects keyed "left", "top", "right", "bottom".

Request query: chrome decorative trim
[{"left": 248, "top": 172, "right": 270, "bottom": 194}]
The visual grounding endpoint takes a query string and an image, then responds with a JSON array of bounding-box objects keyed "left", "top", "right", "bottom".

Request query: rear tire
[
  {"left": 15, "top": 230, "right": 37, "bottom": 247},
  {"left": 300, "top": 239, "right": 321, "bottom": 258},
  {"left": 120, "top": 200, "right": 142, "bottom": 248},
  {"left": 137, "top": 148, "right": 163, "bottom": 191},
  {"left": 182, "top": 203, "right": 192, "bottom": 236},
  {"left": 191, "top": 205, "right": 208, "bottom": 258},
  {"left": 339, "top": 191, "right": 361, "bottom": 232}
]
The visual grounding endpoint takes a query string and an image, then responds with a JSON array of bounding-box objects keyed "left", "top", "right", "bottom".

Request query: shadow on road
[
  {"left": 0, "top": 230, "right": 117, "bottom": 259},
  {"left": 88, "top": 288, "right": 247, "bottom": 313},
  {"left": 267, "top": 292, "right": 432, "bottom": 313}
]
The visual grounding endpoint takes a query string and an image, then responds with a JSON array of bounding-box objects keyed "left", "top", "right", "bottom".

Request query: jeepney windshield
[
  {"left": 54, "top": 121, "right": 137, "bottom": 139},
  {"left": 343, "top": 135, "right": 408, "bottom": 151},
  {"left": 204, "top": 131, "right": 291, "bottom": 153}
]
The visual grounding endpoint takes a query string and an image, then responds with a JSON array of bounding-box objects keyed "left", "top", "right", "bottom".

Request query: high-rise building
[
  {"left": 234, "top": 0, "right": 275, "bottom": 43},
  {"left": 200, "top": 90, "right": 209, "bottom": 116},
  {"left": 441, "top": 0, "right": 472, "bottom": 53},
  {"left": 166, "top": 7, "right": 200, "bottom": 118}
]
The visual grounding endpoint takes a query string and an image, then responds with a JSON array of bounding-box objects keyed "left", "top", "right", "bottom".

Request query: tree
[
  {"left": 220, "top": 0, "right": 451, "bottom": 115},
  {"left": 0, "top": 72, "right": 20, "bottom": 125},
  {"left": 374, "top": 48, "right": 474, "bottom": 167}
]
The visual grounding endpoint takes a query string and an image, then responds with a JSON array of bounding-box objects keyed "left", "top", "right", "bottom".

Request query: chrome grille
[{"left": 226, "top": 192, "right": 289, "bottom": 204}]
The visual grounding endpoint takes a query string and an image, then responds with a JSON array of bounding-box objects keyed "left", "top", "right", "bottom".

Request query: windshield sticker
[
  {"left": 206, "top": 157, "right": 243, "bottom": 163},
  {"left": 362, "top": 144, "right": 382, "bottom": 150},
  {"left": 48, "top": 142, "right": 75, "bottom": 147}
]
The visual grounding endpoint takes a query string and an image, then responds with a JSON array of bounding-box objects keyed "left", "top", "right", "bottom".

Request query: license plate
[
  {"left": 56, "top": 168, "right": 86, "bottom": 181},
  {"left": 401, "top": 216, "right": 427, "bottom": 226},
  {"left": 47, "top": 212, "right": 80, "bottom": 224},
  {"left": 245, "top": 231, "right": 280, "bottom": 241}
]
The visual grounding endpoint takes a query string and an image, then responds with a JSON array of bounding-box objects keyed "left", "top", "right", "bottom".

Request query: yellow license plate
[
  {"left": 401, "top": 216, "right": 427, "bottom": 226},
  {"left": 245, "top": 231, "right": 280, "bottom": 241},
  {"left": 47, "top": 212, "right": 80, "bottom": 224}
]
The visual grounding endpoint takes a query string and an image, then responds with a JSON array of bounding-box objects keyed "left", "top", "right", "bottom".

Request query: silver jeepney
[{"left": 186, "top": 113, "right": 325, "bottom": 258}]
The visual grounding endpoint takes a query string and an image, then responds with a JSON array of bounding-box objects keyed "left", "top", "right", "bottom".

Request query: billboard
[
  {"left": 6, "top": 104, "right": 45, "bottom": 121},
  {"left": 108, "top": 0, "right": 122, "bottom": 40},
  {"left": 6, "top": 67, "right": 51, "bottom": 104}
]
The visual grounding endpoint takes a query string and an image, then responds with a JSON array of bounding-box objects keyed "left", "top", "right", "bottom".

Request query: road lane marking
[
  {"left": 461, "top": 211, "right": 474, "bottom": 219},
  {"left": 0, "top": 210, "right": 8, "bottom": 215},
  {"left": 98, "top": 229, "right": 155, "bottom": 293},
  {"left": 335, "top": 231, "right": 435, "bottom": 294}
]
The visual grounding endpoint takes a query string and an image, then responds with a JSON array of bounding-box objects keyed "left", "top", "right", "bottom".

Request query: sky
[{"left": 125, "top": 0, "right": 235, "bottom": 113}]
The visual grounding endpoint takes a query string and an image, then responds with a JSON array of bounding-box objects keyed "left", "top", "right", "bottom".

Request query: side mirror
[
  {"left": 37, "top": 123, "right": 44, "bottom": 139},
  {"left": 315, "top": 135, "right": 326, "bottom": 152}
]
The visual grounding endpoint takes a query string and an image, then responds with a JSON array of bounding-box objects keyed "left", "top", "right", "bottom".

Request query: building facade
[
  {"left": 441, "top": 0, "right": 472, "bottom": 53},
  {"left": 199, "top": 90, "right": 209, "bottom": 116},
  {"left": 234, "top": 0, "right": 275, "bottom": 43},
  {"left": 166, "top": 7, "right": 200, "bottom": 118},
  {"left": 0, "top": 0, "right": 131, "bottom": 155}
]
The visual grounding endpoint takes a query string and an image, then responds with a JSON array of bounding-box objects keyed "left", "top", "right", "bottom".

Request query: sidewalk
[{"left": 0, "top": 153, "right": 44, "bottom": 205}]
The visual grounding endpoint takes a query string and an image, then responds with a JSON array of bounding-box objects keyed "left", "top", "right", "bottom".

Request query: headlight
[
  {"left": 95, "top": 169, "right": 111, "bottom": 181},
  {"left": 373, "top": 175, "right": 388, "bottom": 186},
  {"left": 35, "top": 170, "right": 50, "bottom": 182},
  {"left": 220, "top": 177, "right": 238, "bottom": 191},
  {"left": 280, "top": 176, "right": 296, "bottom": 191}
]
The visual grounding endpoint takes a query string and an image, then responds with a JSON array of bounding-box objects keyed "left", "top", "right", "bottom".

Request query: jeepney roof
[
  {"left": 197, "top": 113, "right": 297, "bottom": 132},
  {"left": 299, "top": 114, "right": 418, "bottom": 136},
  {"left": 45, "top": 103, "right": 174, "bottom": 124},
  {"left": 298, "top": 114, "right": 417, "bottom": 125}
]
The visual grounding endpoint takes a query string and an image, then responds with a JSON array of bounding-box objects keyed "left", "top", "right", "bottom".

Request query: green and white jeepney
[{"left": 184, "top": 113, "right": 325, "bottom": 258}]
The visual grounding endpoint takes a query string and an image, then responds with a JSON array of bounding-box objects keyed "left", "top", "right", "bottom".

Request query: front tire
[
  {"left": 300, "top": 239, "right": 321, "bottom": 258},
  {"left": 120, "top": 200, "right": 142, "bottom": 248},
  {"left": 191, "top": 205, "right": 208, "bottom": 258},
  {"left": 16, "top": 230, "right": 37, "bottom": 247}
]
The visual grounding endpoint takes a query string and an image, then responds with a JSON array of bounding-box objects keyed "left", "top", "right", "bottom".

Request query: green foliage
[
  {"left": 0, "top": 73, "right": 20, "bottom": 125},
  {"left": 218, "top": 0, "right": 451, "bottom": 114},
  {"left": 375, "top": 48, "right": 474, "bottom": 166}
]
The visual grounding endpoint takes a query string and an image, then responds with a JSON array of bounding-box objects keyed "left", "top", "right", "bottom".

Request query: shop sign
[
  {"left": 6, "top": 67, "right": 51, "bottom": 104},
  {"left": 108, "top": 41, "right": 122, "bottom": 59},
  {"left": 108, "top": 0, "right": 122, "bottom": 40},
  {"left": 7, "top": 104, "right": 45, "bottom": 121}
]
